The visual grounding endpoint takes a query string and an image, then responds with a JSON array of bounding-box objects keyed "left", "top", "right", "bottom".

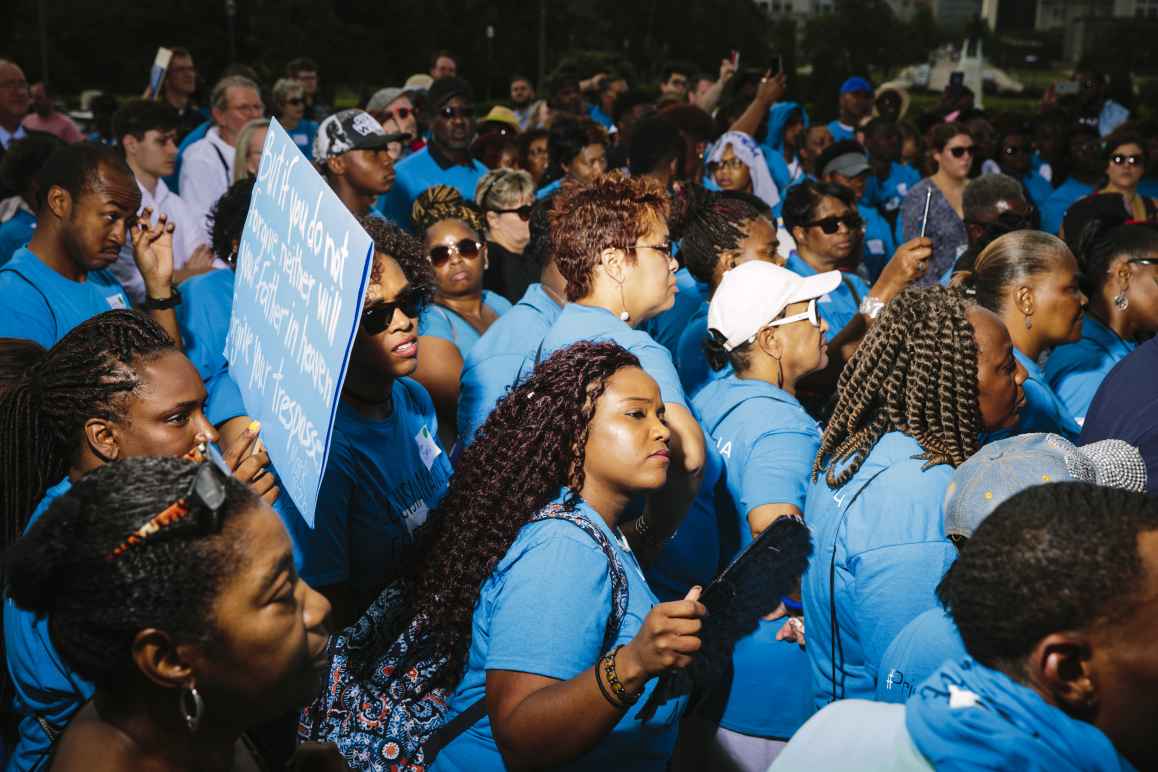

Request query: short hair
[
  {"left": 862, "top": 116, "right": 899, "bottom": 140},
  {"left": 930, "top": 121, "right": 972, "bottom": 151},
  {"left": 0, "top": 133, "right": 64, "bottom": 197},
  {"left": 208, "top": 177, "right": 256, "bottom": 263},
  {"left": 1104, "top": 126, "right": 1147, "bottom": 161},
  {"left": 657, "top": 104, "right": 716, "bottom": 144},
  {"left": 232, "top": 119, "right": 270, "bottom": 183},
  {"left": 612, "top": 91, "right": 654, "bottom": 124},
  {"left": 6, "top": 457, "right": 259, "bottom": 689},
  {"left": 271, "top": 77, "right": 304, "bottom": 107},
  {"left": 548, "top": 118, "right": 608, "bottom": 171},
  {"left": 628, "top": 116, "right": 684, "bottom": 176},
  {"left": 286, "top": 57, "right": 318, "bottom": 76},
  {"left": 357, "top": 215, "right": 435, "bottom": 303},
  {"left": 430, "top": 50, "right": 457, "bottom": 69},
  {"left": 112, "top": 99, "right": 179, "bottom": 148},
  {"left": 1075, "top": 220, "right": 1158, "bottom": 294},
  {"left": 476, "top": 168, "right": 534, "bottom": 213},
  {"left": 661, "top": 63, "right": 693, "bottom": 83},
  {"left": 210, "top": 75, "right": 260, "bottom": 112},
  {"left": 168, "top": 46, "right": 192, "bottom": 61},
  {"left": 781, "top": 179, "right": 856, "bottom": 233},
  {"left": 509, "top": 73, "right": 533, "bottom": 87},
  {"left": 526, "top": 198, "right": 555, "bottom": 267},
  {"left": 550, "top": 172, "right": 671, "bottom": 302},
  {"left": 518, "top": 127, "right": 548, "bottom": 167},
  {"left": 953, "top": 230, "right": 1073, "bottom": 313},
  {"left": 962, "top": 173, "right": 1026, "bottom": 222},
  {"left": 34, "top": 142, "right": 132, "bottom": 212},
  {"left": 938, "top": 482, "right": 1158, "bottom": 676}
]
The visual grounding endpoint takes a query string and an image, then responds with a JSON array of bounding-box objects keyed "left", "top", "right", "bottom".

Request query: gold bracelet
[{"left": 601, "top": 645, "right": 640, "bottom": 706}]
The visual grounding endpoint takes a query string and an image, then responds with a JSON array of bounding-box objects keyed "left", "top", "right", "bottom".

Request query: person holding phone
[{"left": 901, "top": 123, "right": 974, "bottom": 285}]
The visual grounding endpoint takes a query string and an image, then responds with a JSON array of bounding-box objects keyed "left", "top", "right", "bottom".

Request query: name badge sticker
[{"left": 415, "top": 424, "right": 443, "bottom": 471}]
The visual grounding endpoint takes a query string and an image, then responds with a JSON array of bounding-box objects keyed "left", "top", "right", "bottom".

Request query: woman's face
[
  {"left": 969, "top": 306, "right": 1027, "bottom": 432},
  {"left": 1117, "top": 253, "right": 1158, "bottom": 334},
  {"left": 425, "top": 219, "right": 485, "bottom": 299},
  {"left": 716, "top": 216, "right": 782, "bottom": 285},
  {"left": 1107, "top": 142, "right": 1146, "bottom": 192},
  {"left": 622, "top": 217, "right": 678, "bottom": 323},
  {"left": 1026, "top": 250, "right": 1087, "bottom": 347},
  {"left": 794, "top": 195, "right": 858, "bottom": 264},
  {"left": 564, "top": 143, "right": 607, "bottom": 185},
  {"left": 193, "top": 502, "right": 332, "bottom": 726},
  {"left": 488, "top": 191, "right": 534, "bottom": 253},
  {"left": 713, "top": 144, "right": 752, "bottom": 193},
  {"left": 353, "top": 253, "right": 421, "bottom": 379},
  {"left": 524, "top": 137, "right": 549, "bottom": 181},
  {"left": 379, "top": 95, "right": 418, "bottom": 140},
  {"left": 280, "top": 92, "right": 305, "bottom": 124},
  {"left": 581, "top": 366, "right": 671, "bottom": 496},
  {"left": 110, "top": 351, "right": 218, "bottom": 459},
  {"left": 934, "top": 133, "right": 975, "bottom": 181},
  {"left": 245, "top": 127, "right": 268, "bottom": 176},
  {"left": 769, "top": 300, "right": 829, "bottom": 380}
]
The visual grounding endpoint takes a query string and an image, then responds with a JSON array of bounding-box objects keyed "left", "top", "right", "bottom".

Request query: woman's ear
[
  {"left": 131, "top": 628, "right": 197, "bottom": 690},
  {"left": 485, "top": 210, "right": 500, "bottom": 233},
  {"left": 83, "top": 418, "right": 121, "bottom": 463},
  {"left": 790, "top": 225, "right": 806, "bottom": 246},
  {"left": 756, "top": 326, "right": 784, "bottom": 360},
  {"left": 599, "top": 247, "right": 627, "bottom": 284},
  {"left": 1015, "top": 285, "right": 1036, "bottom": 318},
  {"left": 1119, "top": 261, "right": 1133, "bottom": 293}
]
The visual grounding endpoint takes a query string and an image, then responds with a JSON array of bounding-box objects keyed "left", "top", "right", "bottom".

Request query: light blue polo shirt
[
  {"left": 863, "top": 162, "right": 920, "bottom": 217},
  {"left": 0, "top": 209, "right": 36, "bottom": 266},
  {"left": 802, "top": 431, "right": 957, "bottom": 710},
  {"left": 859, "top": 202, "right": 896, "bottom": 283},
  {"left": 643, "top": 267, "right": 709, "bottom": 358},
  {"left": 456, "top": 283, "right": 562, "bottom": 446},
  {"left": 418, "top": 290, "right": 513, "bottom": 360},
  {"left": 675, "top": 301, "right": 730, "bottom": 399},
  {"left": 987, "top": 348, "right": 1081, "bottom": 443},
  {"left": 435, "top": 494, "right": 688, "bottom": 771},
  {"left": 1044, "top": 315, "right": 1135, "bottom": 428},
  {"left": 374, "top": 146, "right": 488, "bottom": 230},
  {"left": 786, "top": 251, "right": 868, "bottom": 342},
  {"left": 826, "top": 120, "right": 856, "bottom": 143},
  {"left": 0, "top": 247, "right": 131, "bottom": 348},
  {"left": 693, "top": 375, "right": 818, "bottom": 738},
  {"left": 1040, "top": 178, "right": 1095, "bottom": 236},
  {"left": 175, "top": 267, "right": 247, "bottom": 425},
  {"left": 875, "top": 607, "right": 966, "bottom": 705}
]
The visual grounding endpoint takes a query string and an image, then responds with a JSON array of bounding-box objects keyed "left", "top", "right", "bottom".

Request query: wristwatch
[
  {"left": 142, "top": 285, "right": 182, "bottom": 310},
  {"left": 859, "top": 295, "right": 886, "bottom": 320}
]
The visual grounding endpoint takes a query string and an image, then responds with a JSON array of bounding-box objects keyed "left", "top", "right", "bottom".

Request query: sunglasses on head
[
  {"left": 492, "top": 204, "right": 533, "bottom": 221},
  {"left": 1112, "top": 153, "right": 1145, "bottom": 167},
  {"left": 807, "top": 214, "right": 863, "bottom": 234},
  {"left": 439, "top": 105, "right": 475, "bottom": 120},
  {"left": 948, "top": 145, "right": 976, "bottom": 158},
  {"left": 361, "top": 285, "right": 426, "bottom": 335},
  {"left": 106, "top": 464, "right": 227, "bottom": 561},
  {"left": 429, "top": 238, "right": 482, "bottom": 266}
]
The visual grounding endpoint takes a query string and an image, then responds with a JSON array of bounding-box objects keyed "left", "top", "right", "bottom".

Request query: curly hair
[
  {"left": 209, "top": 176, "right": 257, "bottom": 264},
  {"left": 550, "top": 172, "right": 671, "bottom": 302},
  {"left": 5, "top": 457, "right": 255, "bottom": 689},
  {"left": 680, "top": 188, "right": 771, "bottom": 284},
  {"left": 410, "top": 184, "right": 484, "bottom": 235},
  {"left": 938, "top": 482, "right": 1158, "bottom": 677},
  {"left": 409, "top": 341, "right": 641, "bottom": 689},
  {"left": 0, "top": 311, "right": 176, "bottom": 552},
  {"left": 812, "top": 286, "right": 982, "bottom": 488},
  {"left": 357, "top": 214, "right": 435, "bottom": 305}
]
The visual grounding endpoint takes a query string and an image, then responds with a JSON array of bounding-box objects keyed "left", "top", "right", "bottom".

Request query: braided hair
[
  {"left": 410, "top": 340, "right": 641, "bottom": 689},
  {"left": 679, "top": 188, "right": 772, "bottom": 285},
  {"left": 0, "top": 311, "right": 175, "bottom": 551},
  {"left": 812, "top": 286, "right": 982, "bottom": 488},
  {"left": 410, "top": 184, "right": 484, "bottom": 235}
]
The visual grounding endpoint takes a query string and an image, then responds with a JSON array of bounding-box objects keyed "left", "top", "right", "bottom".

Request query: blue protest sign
[{"left": 225, "top": 118, "right": 372, "bottom": 525}]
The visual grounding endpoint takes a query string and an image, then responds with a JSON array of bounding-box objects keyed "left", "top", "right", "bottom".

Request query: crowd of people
[{"left": 0, "top": 42, "right": 1157, "bottom": 771}]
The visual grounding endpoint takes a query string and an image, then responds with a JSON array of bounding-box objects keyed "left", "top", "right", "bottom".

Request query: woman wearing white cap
[{"left": 684, "top": 261, "right": 839, "bottom": 769}]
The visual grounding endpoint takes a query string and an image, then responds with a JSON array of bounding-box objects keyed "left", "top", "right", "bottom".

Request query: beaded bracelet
[
  {"left": 601, "top": 645, "right": 640, "bottom": 706},
  {"left": 593, "top": 660, "right": 628, "bottom": 710}
]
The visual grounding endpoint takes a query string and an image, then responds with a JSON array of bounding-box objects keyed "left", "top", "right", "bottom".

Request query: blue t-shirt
[
  {"left": 588, "top": 103, "right": 615, "bottom": 130},
  {"left": 374, "top": 146, "right": 488, "bottom": 230},
  {"left": 862, "top": 162, "right": 920, "bottom": 217},
  {"left": 535, "top": 303, "right": 688, "bottom": 409},
  {"left": 457, "top": 283, "right": 562, "bottom": 446},
  {"left": 786, "top": 251, "right": 868, "bottom": 342},
  {"left": 802, "top": 431, "right": 957, "bottom": 710},
  {"left": 1040, "top": 178, "right": 1095, "bottom": 236},
  {"left": 281, "top": 379, "right": 452, "bottom": 603},
  {"left": 4, "top": 478, "right": 95, "bottom": 772},
  {"left": 175, "top": 267, "right": 247, "bottom": 425},
  {"left": 418, "top": 290, "right": 513, "bottom": 360},
  {"left": 435, "top": 496, "right": 688, "bottom": 771},
  {"left": 287, "top": 120, "right": 319, "bottom": 160},
  {"left": 988, "top": 348, "right": 1081, "bottom": 443},
  {"left": 875, "top": 607, "right": 966, "bottom": 705},
  {"left": 860, "top": 202, "right": 896, "bottom": 283},
  {"left": 1044, "top": 315, "right": 1135, "bottom": 428},
  {"left": 641, "top": 267, "right": 708, "bottom": 358},
  {"left": 826, "top": 120, "right": 856, "bottom": 143},
  {"left": 1021, "top": 171, "right": 1054, "bottom": 210},
  {"left": 675, "top": 301, "right": 729, "bottom": 399},
  {"left": 0, "top": 247, "right": 130, "bottom": 348},
  {"left": 693, "top": 375, "right": 818, "bottom": 738},
  {"left": 0, "top": 209, "right": 36, "bottom": 267},
  {"left": 535, "top": 177, "right": 563, "bottom": 200}
]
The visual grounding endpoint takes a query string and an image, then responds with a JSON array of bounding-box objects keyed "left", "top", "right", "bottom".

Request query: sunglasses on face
[
  {"left": 492, "top": 204, "right": 533, "bottom": 221},
  {"left": 429, "top": 238, "right": 482, "bottom": 266},
  {"left": 1112, "top": 153, "right": 1145, "bottom": 167},
  {"left": 361, "top": 285, "right": 426, "bottom": 335},
  {"left": 947, "top": 145, "right": 976, "bottom": 158},
  {"left": 381, "top": 106, "right": 414, "bottom": 122},
  {"left": 807, "top": 214, "right": 863, "bottom": 234},
  {"left": 285, "top": 97, "right": 304, "bottom": 106},
  {"left": 768, "top": 298, "right": 821, "bottom": 329},
  {"left": 439, "top": 105, "right": 475, "bottom": 120}
]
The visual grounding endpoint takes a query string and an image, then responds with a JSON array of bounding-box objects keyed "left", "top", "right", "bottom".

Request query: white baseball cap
[{"left": 708, "top": 261, "right": 842, "bottom": 352}]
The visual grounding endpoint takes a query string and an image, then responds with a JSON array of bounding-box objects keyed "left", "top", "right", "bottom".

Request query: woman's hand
[
  {"left": 221, "top": 420, "right": 279, "bottom": 504},
  {"left": 618, "top": 586, "right": 706, "bottom": 692},
  {"left": 873, "top": 236, "right": 932, "bottom": 302}
]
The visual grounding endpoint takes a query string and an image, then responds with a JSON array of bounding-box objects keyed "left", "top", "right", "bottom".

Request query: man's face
[
  {"left": 292, "top": 70, "right": 319, "bottom": 98},
  {"left": 214, "top": 86, "right": 264, "bottom": 142},
  {"left": 564, "top": 143, "right": 607, "bottom": 185},
  {"left": 60, "top": 165, "right": 142, "bottom": 272},
  {"left": 965, "top": 196, "right": 1032, "bottom": 246},
  {"left": 0, "top": 62, "right": 31, "bottom": 124},
  {"left": 865, "top": 126, "right": 902, "bottom": 163},
  {"left": 431, "top": 95, "right": 474, "bottom": 151},
  {"left": 1071, "top": 132, "right": 1104, "bottom": 176},
  {"left": 876, "top": 91, "right": 901, "bottom": 122},
  {"left": 510, "top": 79, "right": 534, "bottom": 107},
  {"left": 827, "top": 170, "right": 868, "bottom": 202},
  {"left": 997, "top": 133, "right": 1032, "bottom": 177},
  {"left": 167, "top": 55, "right": 197, "bottom": 96},
  {"left": 660, "top": 72, "right": 689, "bottom": 100},
  {"left": 431, "top": 56, "right": 457, "bottom": 80},
  {"left": 552, "top": 84, "right": 583, "bottom": 116},
  {"left": 127, "top": 128, "right": 180, "bottom": 179},
  {"left": 840, "top": 90, "right": 873, "bottom": 122},
  {"left": 783, "top": 112, "right": 806, "bottom": 148}
]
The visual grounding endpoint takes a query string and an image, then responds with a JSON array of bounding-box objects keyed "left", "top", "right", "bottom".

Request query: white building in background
[
  {"left": 755, "top": 0, "right": 981, "bottom": 27},
  {"left": 1034, "top": 0, "right": 1158, "bottom": 29}
]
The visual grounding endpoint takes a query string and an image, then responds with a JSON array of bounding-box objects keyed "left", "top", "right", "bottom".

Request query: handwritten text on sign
[{"left": 226, "top": 118, "right": 372, "bottom": 525}]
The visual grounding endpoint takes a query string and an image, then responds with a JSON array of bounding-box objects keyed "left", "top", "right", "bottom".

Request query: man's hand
[
  {"left": 131, "top": 207, "right": 176, "bottom": 298},
  {"left": 756, "top": 71, "right": 787, "bottom": 108}
]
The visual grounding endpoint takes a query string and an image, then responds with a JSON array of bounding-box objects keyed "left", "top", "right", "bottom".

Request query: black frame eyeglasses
[
  {"left": 361, "top": 285, "right": 427, "bottom": 335},
  {"left": 806, "top": 214, "right": 864, "bottom": 234}
]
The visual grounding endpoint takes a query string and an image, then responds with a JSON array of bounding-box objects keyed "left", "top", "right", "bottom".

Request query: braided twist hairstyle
[
  {"left": 812, "top": 286, "right": 982, "bottom": 488},
  {"left": 679, "top": 188, "right": 772, "bottom": 285},
  {"left": 410, "top": 340, "right": 641, "bottom": 689},
  {"left": 0, "top": 311, "right": 175, "bottom": 551},
  {"left": 410, "top": 184, "right": 484, "bottom": 235}
]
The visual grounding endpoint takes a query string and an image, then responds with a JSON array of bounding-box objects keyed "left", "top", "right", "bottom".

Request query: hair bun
[{"left": 5, "top": 496, "right": 82, "bottom": 616}]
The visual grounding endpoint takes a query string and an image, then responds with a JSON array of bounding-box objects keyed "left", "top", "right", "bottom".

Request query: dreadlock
[
  {"left": 409, "top": 340, "right": 641, "bottom": 689},
  {"left": 410, "top": 184, "right": 484, "bottom": 235},
  {"left": 0, "top": 310, "right": 175, "bottom": 552},
  {"left": 679, "top": 188, "right": 772, "bottom": 285},
  {"left": 812, "top": 286, "right": 982, "bottom": 488}
]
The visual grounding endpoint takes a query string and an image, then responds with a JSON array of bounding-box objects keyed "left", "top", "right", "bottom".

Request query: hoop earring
[
  {"left": 1114, "top": 292, "right": 1129, "bottom": 311},
  {"left": 180, "top": 686, "right": 204, "bottom": 733}
]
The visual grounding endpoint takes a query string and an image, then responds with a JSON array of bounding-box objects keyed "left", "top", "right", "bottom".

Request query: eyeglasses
[
  {"left": 806, "top": 214, "right": 863, "bottom": 234},
  {"left": 767, "top": 298, "right": 821, "bottom": 329},
  {"left": 947, "top": 145, "right": 976, "bottom": 158},
  {"left": 708, "top": 157, "right": 747, "bottom": 174},
  {"left": 1112, "top": 153, "right": 1145, "bottom": 167},
  {"left": 492, "top": 204, "right": 533, "bottom": 221},
  {"left": 438, "top": 105, "right": 475, "bottom": 120},
  {"left": 285, "top": 97, "right": 304, "bottom": 106},
  {"left": 105, "top": 464, "right": 227, "bottom": 562},
  {"left": 429, "top": 238, "right": 482, "bottom": 266},
  {"left": 622, "top": 242, "right": 675, "bottom": 257},
  {"left": 361, "top": 285, "right": 427, "bottom": 335},
  {"left": 966, "top": 206, "right": 1040, "bottom": 232},
  {"left": 379, "top": 106, "right": 414, "bottom": 122}
]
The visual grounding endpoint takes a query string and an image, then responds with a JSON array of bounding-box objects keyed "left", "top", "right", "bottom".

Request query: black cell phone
[
  {"left": 948, "top": 71, "right": 965, "bottom": 99},
  {"left": 769, "top": 54, "right": 783, "bottom": 76}
]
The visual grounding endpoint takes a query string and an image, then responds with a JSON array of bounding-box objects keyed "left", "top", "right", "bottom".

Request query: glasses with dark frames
[
  {"left": 806, "top": 214, "right": 864, "bottom": 234},
  {"left": 361, "top": 285, "right": 427, "bottom": 335}
]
